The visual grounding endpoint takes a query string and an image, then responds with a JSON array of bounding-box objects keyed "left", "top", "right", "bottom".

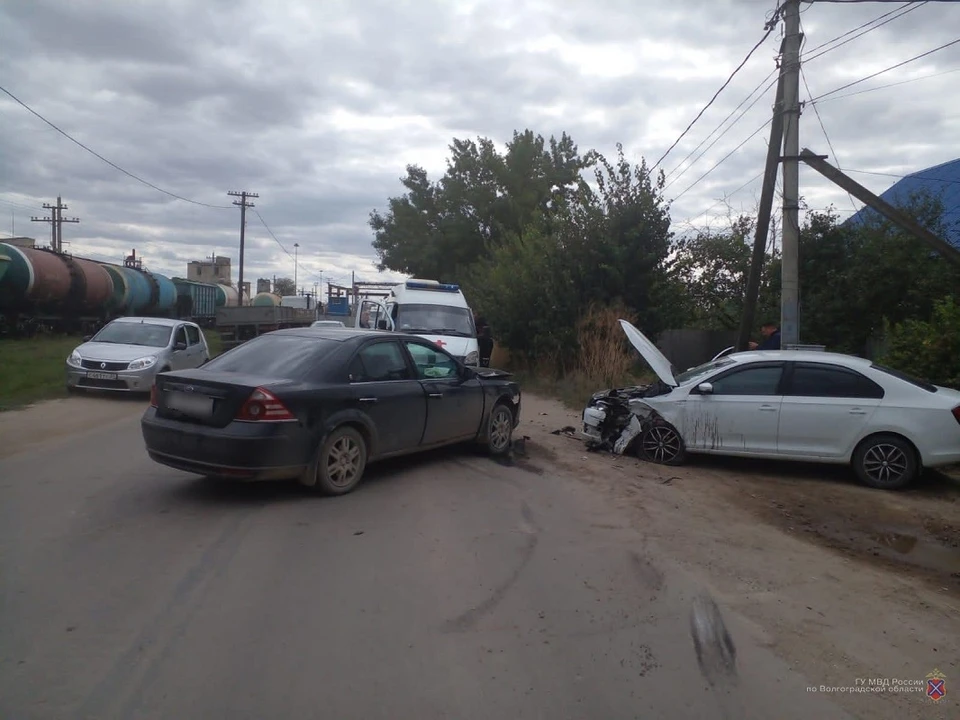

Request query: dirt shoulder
[
  {"left": 518, "top": 392, "right": 959, "bottom": 720},
  {"left": 0, "top": 395, "right": 147, "bottom": 460}
]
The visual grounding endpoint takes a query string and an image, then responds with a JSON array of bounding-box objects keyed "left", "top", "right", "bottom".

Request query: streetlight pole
[{"left": 294, "top": 243, "right": 299, "bottom": 293}]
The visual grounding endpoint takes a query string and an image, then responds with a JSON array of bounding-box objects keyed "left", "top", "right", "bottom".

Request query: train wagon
[{"left": 172, "top": 278, "right": 218, "bottom": 326}]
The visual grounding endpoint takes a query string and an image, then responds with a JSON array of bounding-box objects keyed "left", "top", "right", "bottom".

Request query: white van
[{"left": 353, "top": 279, "right": 480, "bottom": 366}]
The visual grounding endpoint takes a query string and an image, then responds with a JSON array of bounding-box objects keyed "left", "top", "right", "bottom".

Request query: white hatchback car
[{"left": 581, "top": 320, "right": 960, "bottom": 490}]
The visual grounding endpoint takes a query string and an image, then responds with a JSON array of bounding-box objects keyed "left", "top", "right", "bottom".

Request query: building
[
  {"left": 846, "top": 158, "right": 960, "bottom": 250},
  {"left": 256, "top": 278, "right": 272, "bottom": 294},
  {"left": 3, "top": 236, "right": 37, "bottom": 248},
  {"left": 186, "top": 255, "right": 232, "bottom": 284}
]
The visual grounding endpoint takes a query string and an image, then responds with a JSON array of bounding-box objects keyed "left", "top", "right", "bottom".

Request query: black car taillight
[
  {"left": 236, "top": 387, "right": 295, "bottom": 422},
  {"left": 952, "top": 405, "right": 960, "bottom": 426},
  {"left": 150, "top": 383, "right": 158, "bottom": 408}
]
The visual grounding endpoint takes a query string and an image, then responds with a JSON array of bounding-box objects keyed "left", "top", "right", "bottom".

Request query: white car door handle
[
  {"left": 359, "top": 397, "right": 378, "bottom": 403},
  {"left": 759, "top": 404, "right": 778, "bottom": 411},
  {"left": 849, "top": 408, "right": 867, "bottom": 415},
  {"left": 428, "top": 392, "right": 443, "bottom": 399}
]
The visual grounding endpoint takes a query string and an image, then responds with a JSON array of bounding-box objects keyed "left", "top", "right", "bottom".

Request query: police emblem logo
[{"left": 926, "top": 668, "right": 946, "bottom": 702}]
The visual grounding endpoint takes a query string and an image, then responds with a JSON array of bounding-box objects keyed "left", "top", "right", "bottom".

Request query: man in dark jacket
[
  {"left": 474, "top": 314, "right": 494, "bottom": 367},
  {"left": 749, "top": 322, "right": 781, "bottom": 350}
]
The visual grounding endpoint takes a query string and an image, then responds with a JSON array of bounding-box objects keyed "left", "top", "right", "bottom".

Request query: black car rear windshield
[
  {"left": 204, "top": 335, "right": 339, "bottom": 379},
  {"left": 870, "top": 363, "right": 938, "bottom": 393}
]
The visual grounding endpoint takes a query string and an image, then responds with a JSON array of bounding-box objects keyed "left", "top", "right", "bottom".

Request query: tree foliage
[
  {"left": 272, "top": 277, "right": 296, "bottom": 296},
  {"left": 369, "top": 127, "right": 959, "bottom": 385},
  {"left": 881, "top": 296, "right": 960, "bottom": 389}
]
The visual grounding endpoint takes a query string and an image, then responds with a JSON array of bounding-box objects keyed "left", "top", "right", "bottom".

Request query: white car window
[
  {"left": 787, "top": 363, "right": 884, "bottom": 399},
  {"left": 709, "top": 365, "right": 783, "bottom": 396}
]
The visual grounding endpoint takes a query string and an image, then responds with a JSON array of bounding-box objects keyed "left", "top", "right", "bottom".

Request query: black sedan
[{"left": 140, "top": 327, "right": 522, "bottom": 495}]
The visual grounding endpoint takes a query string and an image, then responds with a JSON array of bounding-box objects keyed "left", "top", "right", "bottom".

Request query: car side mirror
[
  {"left": 377, "top": 319, "right": 388, "bottom": 330},
  {"left": 82, "top": 335, "right": 93, "bottom": 343},
  {"left": 698, "top": 382, "right": 713, "bottom": 395},
  {"left": 174, "top": 341, "right": 188, "bottom": 351},
  {"left": 460, "top": 365, "right": 475, "bottom": 381}
]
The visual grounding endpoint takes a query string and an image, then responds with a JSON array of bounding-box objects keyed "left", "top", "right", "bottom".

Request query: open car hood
[{"left": 618, "top": 319, "right": 677, "bottom": 388}]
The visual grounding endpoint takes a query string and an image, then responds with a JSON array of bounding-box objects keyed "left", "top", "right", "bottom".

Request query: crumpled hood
[
  {"left": 618, "top": 319, "right": 677, "bottom": 387},
  {"left": 74, "top": 342, "right": 164, "bottom": 363}
]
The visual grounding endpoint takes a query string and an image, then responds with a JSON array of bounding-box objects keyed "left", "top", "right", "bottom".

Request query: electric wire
[
  {"left": 650, "top": 10, "right": 782, "bottom": 172},
  {"left": 808, "top": 37, "right": 960, "bottom": 102},
  {"left": 671, "top": 117, "right": 774, "bottom": 203},
  {"left": 812, "top": 66, "right": 960, "bottom": 102},
  {"left": 802, "top": 2, "right": 926, "bottom": 62},
  {"left": 0, "top": 84, "right": 233, "bottom": 210},
  {"left": 664, "top": 67, "right": 779, "bottom": 182},
  {"left": 664, "top": 73, "right": 780, "bottom": 192}
]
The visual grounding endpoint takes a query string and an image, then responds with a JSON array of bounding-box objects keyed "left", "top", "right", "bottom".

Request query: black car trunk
[{"left": 155, "top": 371, "right": 293, "bottom": 428}]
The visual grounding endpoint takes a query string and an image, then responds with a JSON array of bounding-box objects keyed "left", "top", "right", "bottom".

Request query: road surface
[{"left": 1, "top": 397, "right": 855, "bottom": 719}]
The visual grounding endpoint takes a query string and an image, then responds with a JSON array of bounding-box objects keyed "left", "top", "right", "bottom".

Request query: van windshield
[{"left": 395, "top": 304, "right": 475, "bottom": 337}]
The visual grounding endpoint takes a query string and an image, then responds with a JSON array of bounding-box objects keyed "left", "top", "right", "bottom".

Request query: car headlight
[
  {"left": 128, "top": 355, "right": 158, "bottom": 371},
  {"left": 464, "top": 350, "right": 479, "bottom": 366},
  {"left": 67, "top": 350, "right": 82, "bottom": 367}
]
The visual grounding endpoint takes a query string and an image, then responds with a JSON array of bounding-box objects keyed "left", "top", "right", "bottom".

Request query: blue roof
[{"left": 845, "top": 158, "right": 960, "bottom": 250}]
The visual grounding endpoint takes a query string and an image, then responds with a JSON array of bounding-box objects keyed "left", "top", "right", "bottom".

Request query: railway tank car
[{"left": 0, "top": 242, "right": 235, "bottom": 336}]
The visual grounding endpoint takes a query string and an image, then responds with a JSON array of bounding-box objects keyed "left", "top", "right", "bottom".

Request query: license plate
[
  {"left": 86, "top": 371, "right": 118, "bottom": 380},
  {"left": 166, "top": 391, "right": 214, "bottom": 417}
]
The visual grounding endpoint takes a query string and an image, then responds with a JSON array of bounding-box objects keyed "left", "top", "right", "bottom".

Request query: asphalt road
[{"left": 0, "top": 402, "right": 854, "bottom": 720}]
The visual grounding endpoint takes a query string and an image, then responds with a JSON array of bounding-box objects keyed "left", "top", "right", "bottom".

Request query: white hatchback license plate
[
  {"left": 167, "top": 391, "right": 213, "bottom": 417},
  {"left": 86, "top": 371, "right": 118, "bottom": 380}
]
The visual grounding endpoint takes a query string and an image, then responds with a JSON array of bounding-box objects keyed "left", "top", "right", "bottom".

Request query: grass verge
[
  {"left": 0, "top": 328, "right": 225, "bottom": 412},
  {"left": 0, "top": 335, "right": 81, "bottom": 411}
]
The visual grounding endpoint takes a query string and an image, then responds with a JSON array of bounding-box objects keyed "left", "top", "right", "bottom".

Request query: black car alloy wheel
[
  {"left": 487, "top": 404, "right": 514, "bottom": 456},
  {"left": 315, "top": 426, "right": 368, "bottom": 495}
]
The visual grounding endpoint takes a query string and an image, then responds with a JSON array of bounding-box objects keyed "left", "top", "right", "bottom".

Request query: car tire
[
  {"left": 313, "top": 426, "right": 368, "bottom": 496},
  {"left": 485, "top": 402, "right": 514, "bottom": 456},
  {"left": 852, "top": 433, "right": 918, "bottom": 490},
  {"left": 636, "top": 421, "right": 687, "bottom": 466}
]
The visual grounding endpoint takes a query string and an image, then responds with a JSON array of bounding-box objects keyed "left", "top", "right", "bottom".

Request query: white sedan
[{"left": 581, "top": 320, "right": 960, "bottom": 490}]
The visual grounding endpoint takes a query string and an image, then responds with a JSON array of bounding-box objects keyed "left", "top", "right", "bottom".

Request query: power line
[
  {"left": 664, "top": 74, "right": 780, "bottom": 191},
  {"left": 253, "top": 209, "right": 327, "bottom": 287},
  {"left": 664, "top": 67, "right": 779, "bottom": 182},
  {"left": 844, "top": 164, "right": 960, "bottom": 186},
  {"left": 650, "top": 9, "right": 782, "bottom": 172},
  {"left": 0, "top": 84, "right": 232, "bottom": 210},
  {"left": 812, "top": 66, "right": 960, "bottom": 102},
  {"left": 808, "top": 37, "right": 960, "bottom": 101},
  {"left": 671, "top": 117, "right": 773, "bottom": 202},
  {"left": 802, "top": 2, "right": 925, "bottom": 62}
]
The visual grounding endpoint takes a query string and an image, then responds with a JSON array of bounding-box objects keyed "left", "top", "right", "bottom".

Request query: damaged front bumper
[{"left": 581, "top": 385, "right": 660, "bottom": 455}]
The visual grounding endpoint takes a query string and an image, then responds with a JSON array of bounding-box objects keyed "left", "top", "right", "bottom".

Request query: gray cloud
[{"left": 1, "top": 0, "right": 958, "bottom": 291}]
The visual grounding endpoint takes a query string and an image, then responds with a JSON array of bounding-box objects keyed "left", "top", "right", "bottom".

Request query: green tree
[
  {"left": 369, "top": 129, "right": 594, "bottom": 281},
  {"left": 881, "top": 295, "right": 960, "bottom": 389},
  {"left": 273, "top": 277, "right": 296, "bottom": 296},
  {"left": 672, "top": 215, "right": 780, "bottom": 331}
]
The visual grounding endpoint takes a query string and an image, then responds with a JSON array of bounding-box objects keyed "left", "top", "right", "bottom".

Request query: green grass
[
  {"left": 0, "top": 335, "right": 82, "bottom": 411},
  {"left": 0, "top": 327, "right": 225, "bottom": 412}
]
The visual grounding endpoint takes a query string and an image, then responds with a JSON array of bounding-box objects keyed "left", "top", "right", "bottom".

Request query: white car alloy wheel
[
  {"left": 853, "top": 434, "right": 917, "bottom": 490},
  {"left": 487, "top": 404, "right": 514, "bottom": 456},
  {"left": 638, "top": 424, "right": 686, "bottom": 466}
]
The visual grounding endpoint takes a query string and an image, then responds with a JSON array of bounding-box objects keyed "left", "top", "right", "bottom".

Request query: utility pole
[
  {"left": 294, "top": 242, "right": 300, "bottom": 291},
  {"left": 738, "top": 38, "right": 787, "bottom": 351},
  {"left": 31, "top": 195, "right": 79, "bottom": 252},
  {"left": 227, "top": 190, "right": 258, "bottom": 306},
  {"left": 779, "top": 0, "right": 802, "bottom": 347}
]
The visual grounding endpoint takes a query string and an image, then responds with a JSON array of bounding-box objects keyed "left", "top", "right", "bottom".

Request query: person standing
[
  {"left": 474, "top": 313, "right": 494, "bottom": 367},
  {"left": 749, "top": 321, "right": 781, "bottom": 350}
]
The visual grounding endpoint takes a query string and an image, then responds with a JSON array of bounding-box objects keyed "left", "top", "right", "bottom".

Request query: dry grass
[{"left": 495, "top": 303, "right": 653, "bottom": 411}]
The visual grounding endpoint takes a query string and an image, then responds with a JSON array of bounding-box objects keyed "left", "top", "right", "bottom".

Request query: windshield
[
  {"left": 395, "top": 304, "right": 475, "bottom": 337},
  {"left": 674, "top": 358, "right": 737, "bottom": 386},
  {"left": 92, "top": 322, "right": 172, "bottom": 348}
]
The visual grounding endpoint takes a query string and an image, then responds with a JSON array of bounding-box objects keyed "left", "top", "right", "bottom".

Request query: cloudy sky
[{"left": 1, "top": 0, "right": 958, "bottom": 291}]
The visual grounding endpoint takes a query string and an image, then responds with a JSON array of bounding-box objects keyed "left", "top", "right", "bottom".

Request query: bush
[
  {"left": 881, "top": 295, "right": 960, "bottom": 389},
  {"left": 575, "top": 303, "right": 637, "bottom": 387}
]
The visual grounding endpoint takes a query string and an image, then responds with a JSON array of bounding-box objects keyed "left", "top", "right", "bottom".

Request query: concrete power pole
[
  {"left": 31, "top": 195, "right": 79, "bottom": 252},
  {"left": 227, "top": 190, "right": 258, "bottom": 306},
  {"left": 780, "top": 0, "right": 803, "bottom": 347}
]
